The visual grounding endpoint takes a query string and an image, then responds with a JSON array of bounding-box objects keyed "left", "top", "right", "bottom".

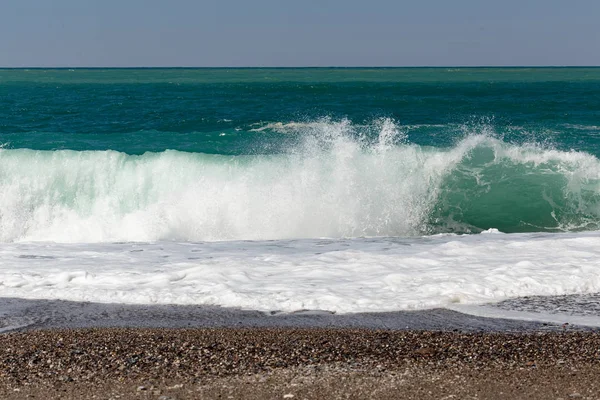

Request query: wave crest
[{"left": 1, "top": 119, "right": 600, "bottom": 242}]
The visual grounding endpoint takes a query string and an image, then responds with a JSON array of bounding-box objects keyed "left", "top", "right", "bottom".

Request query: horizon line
[{"left": 2, "top": 65, "right": 600, "bottom": 69}]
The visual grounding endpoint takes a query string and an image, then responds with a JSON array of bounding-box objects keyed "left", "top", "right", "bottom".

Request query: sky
[{"left": 1, "top": 0, "right": 599, "bottom": 67}]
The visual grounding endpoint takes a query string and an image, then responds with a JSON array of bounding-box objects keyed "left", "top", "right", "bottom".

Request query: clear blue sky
[{"left": 1, "top": 0, "right": 599, "bottom": 67}]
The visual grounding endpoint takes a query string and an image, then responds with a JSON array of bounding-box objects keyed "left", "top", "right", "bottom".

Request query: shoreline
[
  {"left": 1, "top": 327, "right": 600, "bottom": 399},
  {"left": 1, "top": 297, "right": 594, "bottom": 334}
]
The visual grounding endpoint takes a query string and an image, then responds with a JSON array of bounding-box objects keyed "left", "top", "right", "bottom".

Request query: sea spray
[{"left": 1, "top": 119, "right": 600, "bottom": 243}]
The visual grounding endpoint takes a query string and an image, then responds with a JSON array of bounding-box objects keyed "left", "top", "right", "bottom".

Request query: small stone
[
  {"left": 167, "top": 384, "right": 184, "bottom": 390},
  {"left": 414, "top": 347, "right": 435, "bottom": 357},
  {"left": 283, "top": 395, "right": 294, "bottom": 399},
  {"left": 569, "top": 393, "right": 581, "bottom": 398},
  {"left": 136, "top": 386, "right": 147, "bottom": 391}
]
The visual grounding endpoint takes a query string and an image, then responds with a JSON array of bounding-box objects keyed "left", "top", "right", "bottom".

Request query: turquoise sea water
[{"left": 1, "top": 68, "right": 600, "bottom": 241}]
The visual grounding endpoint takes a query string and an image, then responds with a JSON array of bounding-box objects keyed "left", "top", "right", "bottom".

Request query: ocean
[{"left": 1, "top": 67, "right": 600, "bottom": 325}]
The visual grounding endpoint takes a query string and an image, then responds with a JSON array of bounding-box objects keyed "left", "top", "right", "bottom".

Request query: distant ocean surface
[{"left": 2, "top": 68, "right": 600, "bottom": 320}]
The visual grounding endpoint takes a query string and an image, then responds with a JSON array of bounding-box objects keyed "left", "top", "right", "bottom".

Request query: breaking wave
[{"left": 2, "top": 119, "right": 600, "bottom": 242}]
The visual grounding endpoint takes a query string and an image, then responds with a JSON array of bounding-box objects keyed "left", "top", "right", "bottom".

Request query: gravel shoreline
[{"left": 1, "top": 328, "right": 600, "bottom": 399}]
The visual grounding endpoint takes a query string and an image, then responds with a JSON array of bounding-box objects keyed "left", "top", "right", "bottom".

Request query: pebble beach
[{"left": 1, "top": 327, "right": 600, "bottom": 399}]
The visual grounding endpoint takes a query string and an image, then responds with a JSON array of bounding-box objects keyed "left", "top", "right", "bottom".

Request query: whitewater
[{"left": 1, "top": 231, "right": 600, "bottom": 317}]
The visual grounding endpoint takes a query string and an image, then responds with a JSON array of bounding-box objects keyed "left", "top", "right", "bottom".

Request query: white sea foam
[
  {"left": 562, "top": 124, "right": 600, "bottom": 131},
  {"left": 1, "top": 231, "right": 600, "bottom": 315},
  {"left": 250, "top": 119, "right": 446, "bottom": 134}
]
